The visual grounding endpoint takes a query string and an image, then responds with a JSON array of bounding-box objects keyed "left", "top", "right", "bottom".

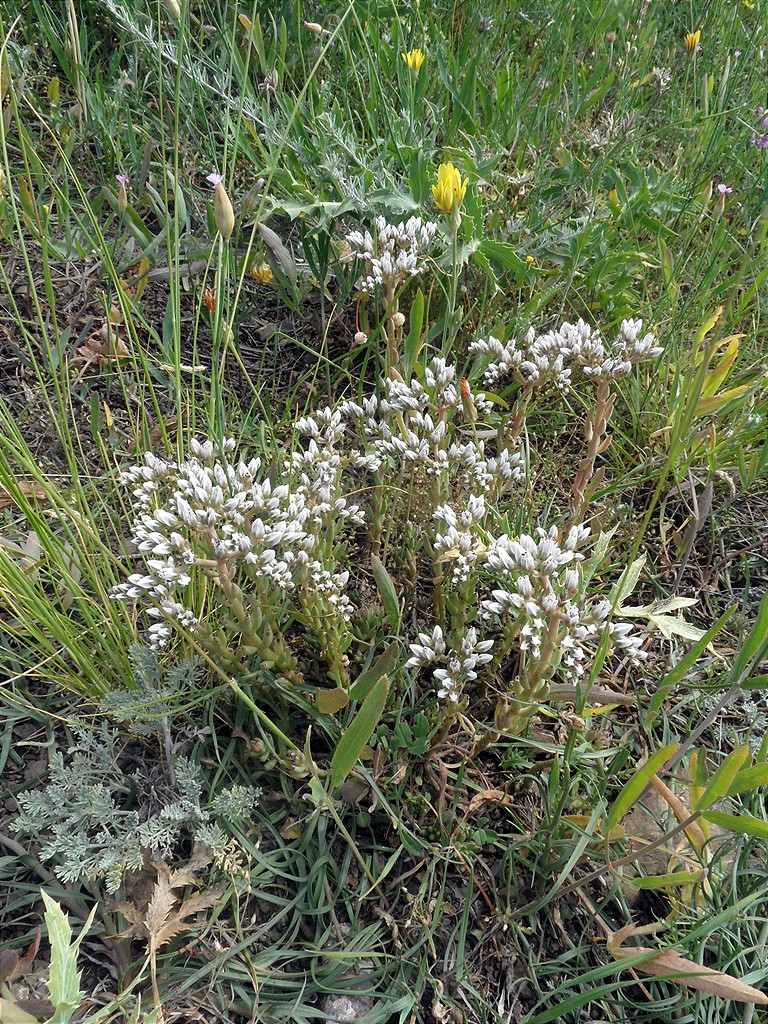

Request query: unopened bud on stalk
[
  {"left": 700, "top": 179, "right": 713, "bottom": 209},
  {"left": 165, "top": 0, "right": 181, "bottom": 20},
  {"left": 115, "top": 174, "right": 128, "bottom": 214},
  {"left": 206, "top": 171, "right": 234, "bottom": 240},
  {"left": 460, "top": 377, "right": 478, "bottom": 422}
]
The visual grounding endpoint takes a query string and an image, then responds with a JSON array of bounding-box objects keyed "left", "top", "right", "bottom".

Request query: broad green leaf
[
  {"left": 41, "top": 891, "right": 95, "bottom": 1024},
  {"left": 371, "top": 556, "right": 401, "bottom": 631},
  {"left": 348, "top": 641, "right": 401, "bottom": 703},
  {"left": 629, "top": 871, "right": 704, "bottom": 890},
  {"left": 611, "top": 554, "right": 646, "bottom": 605},
  {"left": 695, "top": 746, "right": 752, "bottom": 810},
  {"left": 330, "top": 675, "right": 389, "bottom": 790},
  {"left": 727, "top": 761, "right": 768, "bottom": 797},
  {"left": 0, "top": 1000, "right": 39, "bottom": 1024},
  {"left": 315, "top": 687, "right": 349, "bottom": 713},
  {"left": 592, "top": 527, "right": 618, "bottom": 566},
  {"left": 701, "top": 811, "right": 768, "bottom": 839},
  {"left": 476, "top": 239, "right": 528, "bottom": 275},
  {"left": 605, "top": 744, "right": 679, "bottom": 834}
]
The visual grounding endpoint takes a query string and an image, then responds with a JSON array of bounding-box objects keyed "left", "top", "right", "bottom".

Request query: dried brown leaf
[
  {"left": 466, "top": 789, "right": 514, "bottom": 815},
  {"left": 0, "top": 484, "right": 48, "bottom": 510},
  {"left": 118, "top": 849, "right": 223, "bottom": 954},
  {"left": 614, "top": 945, "right": 768, "bottom": 1004},
  {"left": 152, "top": 886, "right": 225, "bottom": 950},
  {"left": 0, "top": 927, "right": 40, "bottom": 982}
]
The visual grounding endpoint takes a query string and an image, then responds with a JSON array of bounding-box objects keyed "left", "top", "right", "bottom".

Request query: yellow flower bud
[
  {"left": 401, "top": 49, "right": 426, "bottom": 72},
  {"left": 115, "top": 174, "right": 129, "bottom": 215},
  {"left": 685, "top": 30, "right": 700, "bottom": 56},
  {"left": 432, "top": 162, "right": 468, "bottom": 223},
  {"left": 250, "top": 261, "right": 273, "bottom": 284},
  {"left": 207, "top": 172, "right": 234, "bottom": 241}
]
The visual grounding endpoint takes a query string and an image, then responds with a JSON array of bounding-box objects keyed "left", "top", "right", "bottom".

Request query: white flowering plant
[{"left": 112, "top": 316, "right": 663, "bottom": 758}]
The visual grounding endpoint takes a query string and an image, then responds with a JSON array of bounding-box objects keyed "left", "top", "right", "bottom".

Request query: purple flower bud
[{"left": 206, "top": 171, "right": 223, "bottom": 188}]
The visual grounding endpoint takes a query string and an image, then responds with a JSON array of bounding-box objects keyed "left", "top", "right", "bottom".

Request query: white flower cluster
[
  {"left": 405, "top": 625, "right": 493, "bottom": 703},
  {"left": 341, "top": 357, "right": 523, "bottom": 494},
  {"left": 479, "top": 524, "right": 645, "bottom": 682},
  {"left": 345, "top": 215, "right": 437, "bottom": 293},
  {"left": 433, "top": 495, "right": 488, "bottom": 582},
  {"left": 408, "top": 523, "right": 646, "bottom": 703},
  {"left": 470, "top": 318, "right": 662, "bottom": 388},
  {"left": 111, "top": 435, "right": 360, "bottom": 649}
]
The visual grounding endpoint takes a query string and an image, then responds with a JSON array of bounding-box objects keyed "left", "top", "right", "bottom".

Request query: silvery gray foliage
[
  {"left": 98, "top": 645, "right": 202, "bottom": 735},
  {"left": 13, "top": 725, "right": 259, "bottom": 894}
]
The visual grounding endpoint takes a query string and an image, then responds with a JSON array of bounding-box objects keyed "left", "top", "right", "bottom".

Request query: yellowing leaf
[
  {"left": 315, "top": 687, "right": 349, "bottom": 713},
  {"left": 696, "top": 384, "right": 751, "bottom": 416},
  {"left": 694, "top": 306, "right": 723, "bottom": 347},
  {"left": 700, "top": 334, "right": 742, "bottom": 398}
]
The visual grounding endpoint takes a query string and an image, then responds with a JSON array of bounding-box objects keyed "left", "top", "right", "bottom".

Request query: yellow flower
[
  {"left": 401, "top": 48, "right": 426, "bottom": 72},
  {"left": 685, "top": 30, "right": 701, "bottom": 56},
  {"left": 432, "top": 162, "right": 468, "bottom": 218},
  {"left": 250, "top": 261, "right": 274, "bottom": 284}
]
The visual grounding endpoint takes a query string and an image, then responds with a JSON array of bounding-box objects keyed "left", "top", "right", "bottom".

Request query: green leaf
[
  {"left": 695, "top": 746, "right": 752, "bottom": 810},
  {"left": 605, "top": 744, "right": 679, "bottom": 834},
  {"left": 315, "top": 687, "right": 349, "bottom": 713},
  {"left": 41, "top": 890, "right": 95, "bottom": 1024},
  {"left": 348, "top": 641, "right": 401, "bottom": 703},
  {"left": 702, "top": 811, "right": 768, "bottom": 839},
  {"left": 371, "top": 555, "right": 401, "bottom": 631},
  {"left": 331, "top": 675, "right": 389, "bottom": 790},
  {"left": 0, "top": 999, "right": 40, "bottom": 1024},
  {"left": 726, "top": 761, "right": 768, "bottom": 797},
  {"left": 742, "top": 674, "right": 768, "bottom": 690},
  {"left": 476, "top": 239, "right": 528, "bottom": 276},
  {"left": 611, "top": 554, "right": 646, "bottom": 605},
  {"left": 403, "top": 288, "right": 425, "bottom": 378},
  {"left": 630, "top": 871, "right": 704, "bottom": 890}
]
